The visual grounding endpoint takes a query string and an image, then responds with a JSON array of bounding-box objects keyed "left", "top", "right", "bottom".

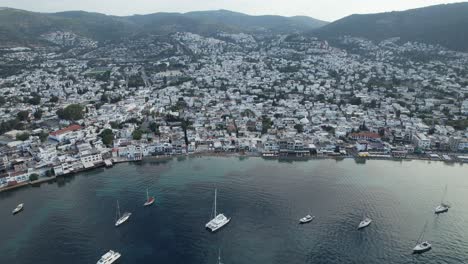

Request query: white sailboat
[
  {"left": 205, "top": 189, "right": 230, "bottom": 232},
  {"left": 435, "top": 185, "right": 450, "bottom": 214},
  {"left": 143, "top": 188, "right": 155, "bottom": 207},
  {"left": 299, "top": 214, "right": 315, "bottom": 224},
  {"left": 358, "top": 217, "right": 372, "bottom": 229},
  {"left": 12, "top": 203, "right": 24, "bottom": 214},
  {"left": 115, "top": 200, "right": 131, "bottom": 227},
  {"left": 413, "top": 222, "right": 432, "bottom": 254}
]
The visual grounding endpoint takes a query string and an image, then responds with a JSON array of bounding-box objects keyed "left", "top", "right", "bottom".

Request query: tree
[
  {"left": 16, "top": 132, "right": 30, "bottom": 141},
  {"left": 294, "top": 124, "right": 304, "bottom": 133},
  {"left": 99, "top": 129, "right": 114, "bottom": 146},
  {"left": 49, "top": 96, "right": 59, "bottom": 103},
  {"left": 149, "top": 122, "right": 160, "bottom": 135},
  {"left": 132, "top": 129, "right": 143, "bottom": 140},
  {"left": 29, "top": 173, "right": 39, "bottom": 181},
  {"left": 181, "top": 119, "right": 193, "bottom": 146},
  {"left": 261, "top": 116, "right": 272, "bottom": 134},
  {"left": 39, "top": 131, "right": 49, "bottom": 142},
  {"left": 56, "top": 104, "right": 84, "bottom": 121},
  {"left": 17, "top": 111, "right": 29, "bottom": 121},
  {"left": 28, "top": 96, "right": 41, "bottom": 105},
  {"left": 0, "top": 96, "right": 5, "bottom": 106},
  {"left": 33, "top": 109, "right": 43, "bottom": 120}
]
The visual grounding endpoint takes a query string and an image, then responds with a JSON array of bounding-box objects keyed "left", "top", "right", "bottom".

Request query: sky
[{"left": 0, "top": 0, "right": 465, "bottom": 21}]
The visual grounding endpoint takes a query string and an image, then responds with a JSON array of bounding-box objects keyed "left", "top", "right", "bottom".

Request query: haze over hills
[
  {"left": 313, "top": 2, "right": 468, "bottom": 52},
  {"left": 0, "top": 8, "right": 327, "bottom": 46}
]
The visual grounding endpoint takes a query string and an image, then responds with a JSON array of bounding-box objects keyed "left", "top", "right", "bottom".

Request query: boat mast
[
  {"left": 417, "top": 222, "right": 427, "bottom": 243},
  {"left": 147, "top": 189, "right": 149, "bottom": 201},
  {"left": 214, "top": 188, "right": 217, "bottom": 217},
  {"left": 117, "top": 200, "right": 121, "bottom": 219},
  {"left": 218, "top": 248, "right": 221, "bottom": 264}
]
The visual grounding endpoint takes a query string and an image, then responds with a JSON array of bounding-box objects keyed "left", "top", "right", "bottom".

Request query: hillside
[
  {"left": 313, "top": 2, "right": 468, "bottom": 51},
  {"left": 0, "top": 8, "right": 328, "bottom": 46}
]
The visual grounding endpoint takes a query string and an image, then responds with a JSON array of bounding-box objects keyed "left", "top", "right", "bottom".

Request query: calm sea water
[{"left": 1, "top": 157, "right": 468, "bottom": 264}]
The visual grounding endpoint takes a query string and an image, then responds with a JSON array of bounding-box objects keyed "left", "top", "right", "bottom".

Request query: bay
[{"left": 0, "top": 157, "right": 467, "bottom": 264}]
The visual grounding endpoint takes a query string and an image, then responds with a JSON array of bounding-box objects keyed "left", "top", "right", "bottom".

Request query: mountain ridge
[
  {"left": 313, "top": 2, "right": 468, "bottom": 51},
  {"left": 0, "top": 8, "right": 328, "bottom": 46}
]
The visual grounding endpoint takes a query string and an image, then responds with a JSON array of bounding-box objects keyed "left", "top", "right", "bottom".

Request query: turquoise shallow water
[{"left": 0, "top": 157, "right": 467, "bottom": 264}]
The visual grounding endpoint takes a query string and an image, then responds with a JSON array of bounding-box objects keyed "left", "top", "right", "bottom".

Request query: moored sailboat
[
  {"left": 115, "top": 200, "right": 131, "bottom": 227},
  {"left": 205, "top": 189, "right": 230, "bottom": 232},
  {"left": 144, "top": 189, "right": 155, "bottom": 207}
]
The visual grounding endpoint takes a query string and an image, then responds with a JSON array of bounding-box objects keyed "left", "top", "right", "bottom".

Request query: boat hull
[
  {"left": 115, "top": 213, "right": 132, "bottom": 227},
  {"left": 144, "top": 197, "right": 155, "bottom": 207},
  {"left": 435, "top": 206, "right": 449, "bottom": 214},
  {"left": 12, "top": 204, "right": 24, "bottom": 215},
  {"left": 206, "top": 216, "right": 231, "bottom": 232},
  {"left": 413, "top": 242, "right": 432, "bottom": 254}
]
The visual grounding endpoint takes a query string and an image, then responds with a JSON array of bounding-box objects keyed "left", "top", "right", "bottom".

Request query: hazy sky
[{"left": 1, "top": 0, "right": 464, "bottom": 21}]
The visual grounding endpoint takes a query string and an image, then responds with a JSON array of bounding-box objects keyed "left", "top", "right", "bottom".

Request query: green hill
[
  {"left": 0, "top": 8, "right": 328, "bottom": 46},
  {"left": 313, "top": 2, "right": 468, "bottom": 51}
]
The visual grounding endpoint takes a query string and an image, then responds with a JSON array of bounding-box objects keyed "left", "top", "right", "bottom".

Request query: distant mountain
[
  {"left": 313, "top": 2, "right": 468, "bottom": 51},
  {"left": 0, "top": 8, "right": 328, "bottom": 46}
]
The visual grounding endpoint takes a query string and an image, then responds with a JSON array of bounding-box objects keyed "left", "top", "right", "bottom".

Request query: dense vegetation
[
  {"left": 0, "top": 8, "right": 327, "bottom": 46},
  {"left": 56, "top": 104, "right": 85, "bottom": 121},
  {"left": 314, "top": 3, "right": 468, "bottom": 52}
]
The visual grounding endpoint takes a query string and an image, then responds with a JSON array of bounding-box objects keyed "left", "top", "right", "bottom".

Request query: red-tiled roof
[
  {"left": 350, "top": 132, "right": 381, "bottom": 139},
  {"left": 50, "top": 125, "right": 82, "bottom": 136}
]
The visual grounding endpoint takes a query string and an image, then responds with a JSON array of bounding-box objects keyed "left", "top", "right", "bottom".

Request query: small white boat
[
  {"left": 115, "top": 200, "right": 131, "bottom": 227},
  {"left": 358, "top": 217, "right": 372, "bottom": 229},
  {"left": 435, "top": 204, "right": 450, "bottom": 214},
  {"left": 143, "top": 189, "right": 155, "bottom": 207},
  {"left": 12, "top": 203, "right": 24, "bottom": 214},
  {"left": 96, "top": 250, "right": 121, "bottom": 264},
  {"left": 435, "top": 185, "right": 450, "bottom": 214},
  {"left": 205, "top": 189, "right": 230, "bottom": 232},
  {"left": 299, "top": 215, "right": 315, "bottom": 224},
  {"left": 413, "top": 241, "right": 432, "bottom": 254},
  {"left": 413, "top": 222, "right": 431, "bottom": 254}
]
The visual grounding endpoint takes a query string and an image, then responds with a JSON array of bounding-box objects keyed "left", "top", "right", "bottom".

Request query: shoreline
[{"left": 0, "top": 152, "right": 465, "bottom": 194}]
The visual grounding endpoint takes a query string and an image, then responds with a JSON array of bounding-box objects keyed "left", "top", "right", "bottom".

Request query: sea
[{"left": 0, "top": 157, "right": 468, "bottom": 264}]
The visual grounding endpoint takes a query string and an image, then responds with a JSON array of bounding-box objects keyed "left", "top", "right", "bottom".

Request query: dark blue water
[{"left": 1, "top": 157, "right": 468, "bottom": 264}]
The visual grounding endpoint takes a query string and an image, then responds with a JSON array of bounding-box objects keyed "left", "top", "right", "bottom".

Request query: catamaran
[
  {"left": 143, "top": 189, "right": 155, "bottom": 207},
  {"left": 435, "top": 185, "right": 450, "bottom": 214},
  {"left": 413, "top": 222, "right": 432, "bottom": 254},
  {"left": 205, "top": 189, "right": 230, "bottom": 232},
  {"left": 115, "top": 200, "right": 131, "bottom": 227},
  {"left": 358, "top": 217, "right": 372, "bottom": 229},
  {"left": 96, "top": 250, "right": 121, "bottom": 264},
  {"left": 299, "top": 214, "right": 315, "bottom": 224},
  {"left": 12, "top": 203, "right": 24, "bottom": 215}
]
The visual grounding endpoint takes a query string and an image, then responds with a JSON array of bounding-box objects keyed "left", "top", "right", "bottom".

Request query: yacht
[
  {"left": 413, "top": 222, "right": 432, "bottom": 254},
  {"left": 299, "top": 215, "right": 315, "bottom": 224},
  {"left": 143, "top": 189, "right": 155, "bottom": 207},
  {"left": 12, "top": 203, "right": 24, "bottom": 215},
  {"left": 205, "top": 189, "right": 230, "bottom": 232},
  {"left": 96, "top": 250, "right": 121, "bottom": 264},
  {"left": 115, "top": 200, "right": 131, "bottom": 227},
  {"left": 413, "top": 241, "right": 432, "bottom": 254},
  {"left": 358, "top": 217, "right": 372, "bottom": 229},
  {"left": 435, "top": 185, "right": 450, "bottom": 214}
]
